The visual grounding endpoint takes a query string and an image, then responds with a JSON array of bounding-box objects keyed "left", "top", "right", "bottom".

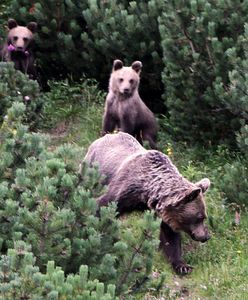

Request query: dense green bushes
[
  {"left": 8, "top": 0, "right": 164, "bottom": 109},
  {"left": 218, "top": 159, "right": 248, "bottom": 208},
  {"left": 214, "top": 22, "right": 248, "bottom": 208},
  {"left": 0, "top": 241, "right": 117, "bottom": 300},
  {"left": 0, "top": 62, "right": 44, "bottom": 128},
  {"left": 0, "top": 97, "right": 160, "bottom": 297},
  {"left": 159, "top": 0, "right": 248, "bottom": 146},
  {"left": 1, "top": 2, "right": 248, "bottom": 297},
  {"left": 5, "top": 0, "right": 248, "bottom": 146},
  {"left": 227, "top": 24, "right": 248, "bottom": 155},
  {"left": 0, "top": 0, "right": 9, "bottom": 39},
  {"left": 2, "top": 0, "right": 248, "bottom": 215}
]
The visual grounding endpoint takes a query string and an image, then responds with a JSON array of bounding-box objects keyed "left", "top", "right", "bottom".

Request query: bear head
[
  {"left": 109, "top": 59, "right": 142, "bottom": 98},
  {"left": 157, "top": 178, "right": 211, "bottom": 243},
  {"left": 7, "top": 19, "right": 37, "bottom": 53}
]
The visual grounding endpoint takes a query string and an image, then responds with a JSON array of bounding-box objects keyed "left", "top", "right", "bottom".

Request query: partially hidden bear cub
[
  {"left": 0, "top": 19, "right": 37, "bottom": 79},
  {"left": 102, "top": 59, "right": 158, "bottom": 149},
  {"left": 84, "top": 132, "right": 211, "bottom": 275}
]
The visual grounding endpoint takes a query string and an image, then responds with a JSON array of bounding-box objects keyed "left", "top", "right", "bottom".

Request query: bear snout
[
  {"left": 190, "top": 231, "right": 211, "bottom": 243},
  {"left": 16, "top": 46, "right": 24, "bottom": 51},
  {"left": 123, "top": 88, "right": 131, "bottom": 95},
  {"left": 192, "top": 233, "right": 211, "bottom": 243}
]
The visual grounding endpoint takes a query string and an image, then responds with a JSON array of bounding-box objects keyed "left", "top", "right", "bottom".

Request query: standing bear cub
[
  {"left": 0, "top": 19, "right": 37, "bottom": 79},
  {"left": 84, "top": 132, "right": 211, "bottom": 275},
  {"left": 102, "top": 59, "right": 158, "bottom": 149}
]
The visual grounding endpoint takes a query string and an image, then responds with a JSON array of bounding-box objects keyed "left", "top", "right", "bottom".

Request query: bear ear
[
  {"left": 8, "top": 19, "right": 18, "bottom": 29},
  {"left": 131, "top": 61, "right": 142, "bottom": 74},
  {"left": 166, "top": 187, "right": 201, "bottom": 208},
  {"left": 113, "top": 60, "right": 123, "bottom": 71},
  {"left": 159, "top": 186, "right": 201, "bottom": 210},
  {"left": 27, "top": 22, "right": 37, "bottom": 33},
  {"left": 195, "top": 178, "right": 210, "bottom": 193},
  {"left": 183, "top": 187, "right": 201, "bottom": 203}
]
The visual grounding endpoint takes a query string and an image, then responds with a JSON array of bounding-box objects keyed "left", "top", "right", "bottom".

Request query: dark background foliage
[
  {"left": 3, "top": 0, "right": 248, "bottom": 148},
  {"left": 7, "top": 0, "right": 165, "bottom": 111}
]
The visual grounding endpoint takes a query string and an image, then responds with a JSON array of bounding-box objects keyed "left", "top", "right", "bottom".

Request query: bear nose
[
  {"left": 203, "top": 233, "right": 211, "bottom": 242},
  {"left": 16, "top": 46, "right": 24, "bottom": 51},
  {"left": 124, "top": 88, "right": 130, "bottom": 94},
  {"left": 199, "top": 234, "right": 211, "bottom": 243},
  {"left": 191, "top": 233, "right": 211, "bottom": 243}
]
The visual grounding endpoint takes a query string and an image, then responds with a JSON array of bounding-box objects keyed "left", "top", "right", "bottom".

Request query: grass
[
  {"left": 41, "top": 78, "right": 105, "bottom": 149},
  {"left": 37, "top": 79, "right": 248, "bottom": 299}
]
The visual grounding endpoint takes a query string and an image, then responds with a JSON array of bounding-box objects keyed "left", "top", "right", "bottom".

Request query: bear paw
[{"left": 173, "top": 262, "right": 193, "bottom": 275}]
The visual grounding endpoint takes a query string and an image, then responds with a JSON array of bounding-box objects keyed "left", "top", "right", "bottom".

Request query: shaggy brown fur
[
  {"left": 102, "top": 60, "right": 158, "bottom": 149},
  {"left": 84, "top": 132, "right": 211, "bottom": 275},
  {"left": 0, "top": 19, "right": 37, "bottom": 79}
]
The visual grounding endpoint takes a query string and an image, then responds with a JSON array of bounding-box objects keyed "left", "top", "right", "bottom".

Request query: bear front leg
[
  {"left": 102, "top": 113, "right": 116, "bottom": 135},
  {"left": 98, "top": 193, "right": 113, "bottom": 207},
  {"left": 27, "top": 58, "right": 38, "bottom": 79},
  {"left": 142, "top": 130, "right": 157, "bottom": 149},
  {"left": 134, "top": 130, "right": 143, "bottom": 146},
  {"left": 96, "top": 192, "right": 115, "bottom": 217},
  {"left": 159, "top": 221, "right": 193, "bottom": 275},
  {"left": 119, "top": 122, "right": 133, "bottom": 136}
]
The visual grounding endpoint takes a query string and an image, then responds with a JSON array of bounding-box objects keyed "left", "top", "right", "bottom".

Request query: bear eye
[
  {"left": 129, "top": 79, "right": 134, "bottom": 84},
  {"left": 196, "top": 216, "right": 205, "bottom": 223},
  {"left": 119, "top": 78, "right": 123, "bottom": 83},
  {"left": 13, "top": 36, "right": 18, "bottom": 41},
  {"left": 23, "top": 37, "right": 29, "bottom": 43}
]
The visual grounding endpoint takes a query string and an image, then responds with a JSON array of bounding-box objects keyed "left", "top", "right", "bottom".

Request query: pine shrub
[
  {"left": 0, "top": 0, "right": 9, "bottom": 40},
  {"left": 215, "top": 24, "right": 248, "bottom": 209},
  {"left": 0, "top": 62, "right": 44, "bottom": 129},
  {"left": 0, "top": 241, "right": 117, "bottom": 300},
  {"left": 8, "top": 0, "right": 164, "bottom": 110},
  {"left": 159, "top": 0, "right": 248, "bottom": 146},
  {"left": 0, "top": 101, "right": 160, "bottom": 297},
  {"left": 218, "top": 159, "right": 248, "bottom": 209},
  {"left": 226, "top": 24, "right": 248, "bottom": 155}
]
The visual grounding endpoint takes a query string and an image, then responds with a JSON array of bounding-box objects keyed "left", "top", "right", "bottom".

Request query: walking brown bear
[
  {"left": 102, "top": 59, "right": 158, "bottom": 149},
  {"left": 84, "top": 132, "right": 211, "bottom": 275}
]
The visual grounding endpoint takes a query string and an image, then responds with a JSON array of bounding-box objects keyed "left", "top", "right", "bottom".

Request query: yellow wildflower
[{"left": 11, "top": 129, "right": 17, "bottom": 135}]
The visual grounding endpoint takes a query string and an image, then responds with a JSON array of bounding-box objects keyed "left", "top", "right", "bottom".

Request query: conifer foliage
[
  {"left": 8, "top": 0, "right": 164, "bottom": 109},
  {"left": 0, "top": 62, "right": 43, "bottom": 128},
  {"left": 227, "top": 24, "right": 248, "bottom": 155},
  {"left": 0, "top": 95, "right": 159, "bottom": 297},
  {"left": 0, "top": 241, "right": 116, "bottom": 300},
  {"left": 216, "top": 24, "right": 248, "bottom": 208},
  {"left": 159, "top": 0, "right": 248, "bottom": 145}
]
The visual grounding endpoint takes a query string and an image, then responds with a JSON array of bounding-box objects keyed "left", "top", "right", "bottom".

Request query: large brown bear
[
  {"left": 84, "top": 132, "right": 211, "bottom": 275},
  {"left": 102, "top": 59, "right": 158, "bottom": 149},
  {"left": 0, "top": 19, "right": 37, "bottom": 79}
]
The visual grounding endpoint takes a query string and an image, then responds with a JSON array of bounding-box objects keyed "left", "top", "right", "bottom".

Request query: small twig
[
  {"left": 183, "top": 29, "right": 196, "bottom": 54},
  {"left": 206, "top": 42, "right": 215, "bottom": 66},
  {"left": 116, "top": 238, "right": 145, "bottom": 292}
]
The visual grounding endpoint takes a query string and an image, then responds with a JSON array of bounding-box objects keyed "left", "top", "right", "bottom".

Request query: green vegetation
[
  {"left": 1, "top": 76, "right": 246, "bottom": 299},
  {"left": 1, "top": 0, "right": 248, "bottom": 298},
  {"left": 159, "top": 0, "right": 248, "bottom": 146},
  {"left": 7, "top": 0, "right": 165, "bottom": 109},
  {"left": 0, "top": 72, "right": 161, "bottom": 299},
  {"left": 0, "top": 62, "right": 44, "bottom": 129}
]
